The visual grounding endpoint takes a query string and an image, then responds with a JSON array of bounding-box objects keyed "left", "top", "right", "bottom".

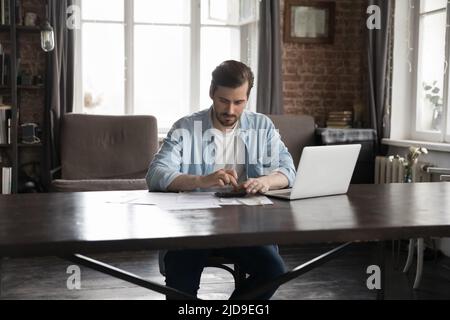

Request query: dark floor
[{"left": 1, "top": 242, "right": 449, "bottom": 300}]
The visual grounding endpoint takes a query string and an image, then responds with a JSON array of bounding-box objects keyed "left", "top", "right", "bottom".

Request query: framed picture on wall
[{"left": 284, "top": 0, "right": 335, "bottom": 44}]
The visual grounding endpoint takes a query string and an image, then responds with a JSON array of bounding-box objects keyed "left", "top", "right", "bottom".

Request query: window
[
  {"left": 74, "top": 0, "right": 259, "bottom": 132},
  {"left": 412, "top": 0, "right": 450, "bottom": 142}
]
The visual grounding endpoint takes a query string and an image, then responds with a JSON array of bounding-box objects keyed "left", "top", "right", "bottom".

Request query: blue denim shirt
[{"left": 146, "top": 107, "right": 296, "bottom": 191}]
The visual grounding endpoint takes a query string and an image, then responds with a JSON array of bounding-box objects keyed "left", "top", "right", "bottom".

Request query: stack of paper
[{"left": 127, "top": 192, "right": 221, "bottom": 210}]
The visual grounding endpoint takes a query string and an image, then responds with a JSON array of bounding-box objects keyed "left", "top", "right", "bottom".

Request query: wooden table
[{"left": 1, "top": 183, "right": 450, "bottom": 299}]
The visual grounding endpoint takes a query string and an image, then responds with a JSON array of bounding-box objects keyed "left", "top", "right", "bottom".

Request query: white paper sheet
[
  {"left": 238, "top": 196, "right": 273, "bottom": 206},
  {"left": 157, "top": 203, "right": 222, "bottom": 211},
  {"left": 104, "top": 192, "right": 143, "bottom": 204},
  {"left": 218, "top": 198, "right": 242, "bottom": 206},
  {"left": 125, "top": 192, "right": 273, "bottom": 210}
]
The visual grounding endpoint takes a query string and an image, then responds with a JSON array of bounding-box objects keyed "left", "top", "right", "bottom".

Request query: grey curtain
[
  {"left": 43, "top": 0, "right": 74, "bottom": 189},
  {"left": 367, "top": 0, "right": 393, "bottom": 152},
  {"left": 257, "top": 0, "right": 283, "bottom": 115}
]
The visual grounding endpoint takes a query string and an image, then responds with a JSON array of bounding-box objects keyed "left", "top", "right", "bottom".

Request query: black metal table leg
[
  {"left": 62, "top": 254, "right": 198, "bottom": 300},
  {"left": 234, "top": 242, "right": 353, "bottom": 300}
]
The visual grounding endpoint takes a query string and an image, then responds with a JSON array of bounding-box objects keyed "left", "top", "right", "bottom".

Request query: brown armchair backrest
[
  {"left": 60, "top": 114, "right": 158, "bottom": 180},
  {"left": 268, "top": 115, "right": 316, "bottom": 166}
]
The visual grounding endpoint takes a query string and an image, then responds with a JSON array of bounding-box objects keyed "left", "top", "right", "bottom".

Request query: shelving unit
[
  {"left": 0, "top": 0, "right": 46, "bottom": 194},
  {"left": 16, "top": 25, "right": 40, "bottom": 32}
]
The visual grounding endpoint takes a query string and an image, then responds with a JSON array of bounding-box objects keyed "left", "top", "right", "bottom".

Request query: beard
[{"left": 215, "top": 111, "right": 239, "bottom": 128}]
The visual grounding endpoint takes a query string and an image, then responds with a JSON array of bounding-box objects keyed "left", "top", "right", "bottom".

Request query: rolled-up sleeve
[
  {"left": 267, "top": 122, "right": 296, "bottom": 187},
  {"left": 145, "top": 123, "right": 184, "bottom": 191}
]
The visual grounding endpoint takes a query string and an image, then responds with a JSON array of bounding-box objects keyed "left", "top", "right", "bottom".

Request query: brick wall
[
  {"left": 281, "top": 0, "right": 367, "bottom": 127},
  {"left": 19, "top": 0, "right": 46, "bottom": 126}
]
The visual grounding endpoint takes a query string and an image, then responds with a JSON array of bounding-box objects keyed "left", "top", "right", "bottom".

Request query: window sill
[{"left": 382, "top": 139, "right": 450, "bottom": 153}]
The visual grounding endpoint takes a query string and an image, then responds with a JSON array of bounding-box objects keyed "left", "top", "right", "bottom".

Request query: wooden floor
[{"left": 1, "top": 243, "right": 449, "bottom": 300}]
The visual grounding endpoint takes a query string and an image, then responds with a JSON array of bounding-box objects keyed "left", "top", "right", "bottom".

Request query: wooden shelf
[
  {"left": 18, "top": 143, "right": 43, "bottom": 148},
  {"left": 16, "top": 25, "right": 41, "bottom": 33},
  {"left": 1, "top": 85, "right": 45, "bottom": 90},
  {"left": 18, "top": 85, "right": 45, "bottom": 90},
  {"left": 0, "top": 25, "right": 41, "bottom": 35},
  {"left": 1, "top": 144, "right": 43, "bottom": 149},
  {"left": 1, "top": 0, "right": 47, "bottom": 194}
]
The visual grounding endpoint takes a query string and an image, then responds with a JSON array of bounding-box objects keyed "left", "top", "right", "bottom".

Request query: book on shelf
[
  {"left": 0, "top": 0, "right": 10, "bottom": 25},
  {"left": 326, "top": 120, "right": 353, "bottom": 129},
  {"left": 327, "top": 110, "right": 354, "bottom": 128},
  {"left": 326, "top": 125, "right": 352, "bottom": 129},
  {"left": 1, "top": 0, "right": 5, "bottom": 25},
  {"left": 327, "top": 115, "right": 353, "bottom": 121},
  {"left": 2, "top": 52, "right": 10, "bottom": 86},
  {"left": 16, "top": 0, "right": 22, "bottom": 25},
  {"left": 328, "top": 111, "right": 353, "bottom": 115},
  {"left": 0, "top": 104, "right": 11, "bottom": 144},
  {"left": 0, "top": 43, "right": 10, "bottom": 86},
  {"left": 7, "top": 117, "right": 10, "bottom": 143},
  {"left": 0, "top": 43, "right": 3, "bottom": 86},
  {"left": 2, "top": 166, "right": 12, "bottom": 194},
  {"left": 327, "top": 120, "right": 352, "bottom": 125}
]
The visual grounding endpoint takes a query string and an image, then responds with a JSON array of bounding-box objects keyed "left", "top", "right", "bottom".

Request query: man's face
[{"left": 210, "top": 82, "right": 249, "bottom": 128}]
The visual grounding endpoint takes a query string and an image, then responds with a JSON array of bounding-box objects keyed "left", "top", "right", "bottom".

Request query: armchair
[
  {"left": 268, "top": 114, "right": 316, "bottom": 166},
  {"left": 51, "top": 114, "right": 158, "bottom": 192}
]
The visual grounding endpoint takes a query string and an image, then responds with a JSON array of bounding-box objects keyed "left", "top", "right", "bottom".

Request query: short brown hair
[{"left": 210, "top": 60, "right": 254, "bottom": 97}]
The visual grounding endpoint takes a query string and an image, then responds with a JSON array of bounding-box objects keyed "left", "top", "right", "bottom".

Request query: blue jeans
[{"left": 164, "top": 245, "right": 286, "bottom": 300}]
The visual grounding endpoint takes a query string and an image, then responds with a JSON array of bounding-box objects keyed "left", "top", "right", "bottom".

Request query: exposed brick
[{"left": 281, "top": 0, "right": 366, "bottom": 125}]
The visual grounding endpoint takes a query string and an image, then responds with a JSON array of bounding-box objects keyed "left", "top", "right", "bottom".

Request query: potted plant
[
  {"left": 423, "top": 81, "right": 443, "bottom": 131},
  {"left": 389, "top": 147, "right": 428, "bottom": 183}
]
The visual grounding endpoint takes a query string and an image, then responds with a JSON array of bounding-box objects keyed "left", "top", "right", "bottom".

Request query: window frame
[
  {"left": 74, "top": 0, "right": 259, "bottom": 133},
  {"left": 443, "top": 1, "right": 450, "bottom": 142},
  {"left": 411, "top": 0, "right": 450, "bottom": 143}
]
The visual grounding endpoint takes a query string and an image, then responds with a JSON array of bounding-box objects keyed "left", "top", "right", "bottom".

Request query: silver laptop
[{"left": 265, "top": 144, "right": 361, "bottom": 200}]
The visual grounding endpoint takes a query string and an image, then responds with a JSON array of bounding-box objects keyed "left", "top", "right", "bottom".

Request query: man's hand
[
  {"left": 241, "top": 172, "right": 289, "bottom": 194},
  {"left": 241, "top": 176, "right": 271, "bottom": 194},
  {"left": 200, "top": 169, "right": 239, "bottom": 189}
]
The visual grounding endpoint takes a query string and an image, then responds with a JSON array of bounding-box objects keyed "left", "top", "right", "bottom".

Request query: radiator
[{"left": 374, "top": 156, "right": 432, "bottom": 184}]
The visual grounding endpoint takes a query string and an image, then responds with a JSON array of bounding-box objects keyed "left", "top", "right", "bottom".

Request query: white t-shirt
[{"left": 213, "top": 123, "right": 246, "bottom": 183}]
